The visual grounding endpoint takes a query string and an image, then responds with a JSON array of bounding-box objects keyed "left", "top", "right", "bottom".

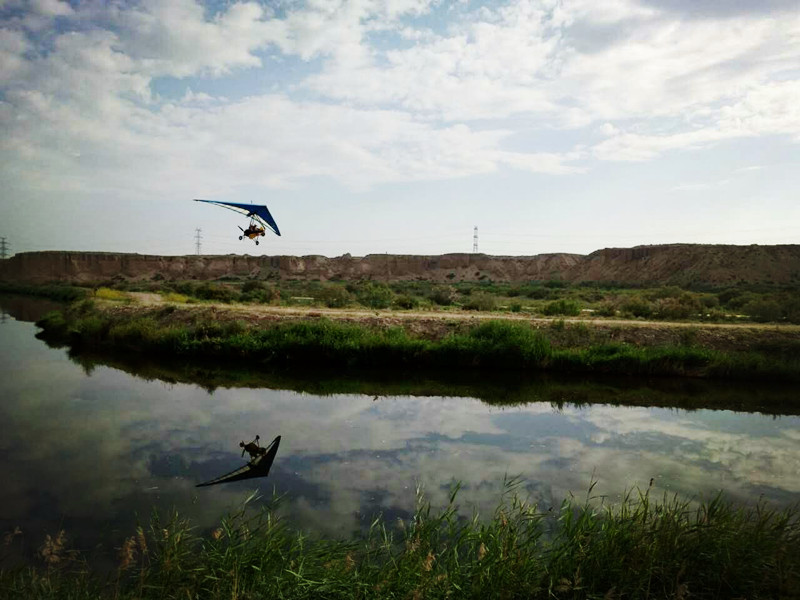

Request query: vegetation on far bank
[
  {"left": 5, "top": 277, "right": 800, "bottom": 323},
  {"left": 2, "top": 484, "right": 798, "bottom": 599},
  {"left": 35, "top": 299, "right": 800, "bottom": 381}
]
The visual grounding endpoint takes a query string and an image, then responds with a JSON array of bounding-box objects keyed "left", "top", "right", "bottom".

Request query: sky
[{"left": 0, "top": 0, "right": 798, "bottom": 257}]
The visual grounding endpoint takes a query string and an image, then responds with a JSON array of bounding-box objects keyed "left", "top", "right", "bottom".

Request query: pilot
[{"left": 240, "top": 435, "right": 266, "bottom": 460}]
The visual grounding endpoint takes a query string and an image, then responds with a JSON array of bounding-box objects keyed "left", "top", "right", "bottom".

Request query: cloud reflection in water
[{"left": 1, "top": 314, "right": 799, "bottom": 562}]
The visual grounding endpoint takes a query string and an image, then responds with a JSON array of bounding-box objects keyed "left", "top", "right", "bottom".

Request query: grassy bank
[
  {"left": 0, "top": 283, "right": 87, "bottom": 302},
  {"left": 35, "top": 301, "right": 800, "bottom": 381},
  {"left": 2, "top": 485, "right": 798, "bottom": 599},
  {"left": 58, "top": 347, "right": 800, "bottom": 415},
  {"left": 13, "top": 277, "right": 800, "bottom": 323}
]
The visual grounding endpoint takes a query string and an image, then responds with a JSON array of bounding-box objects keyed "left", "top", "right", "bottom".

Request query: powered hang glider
[{"left": 194, "top": 199, "right": 281, "bottom": 246}]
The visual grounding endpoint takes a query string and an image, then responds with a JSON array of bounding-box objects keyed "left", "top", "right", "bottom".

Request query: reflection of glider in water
[
  {"left": 196, "top": 435, "right": 281, "bottom": 488},
  {"left": 193, "top": 199, "right": 281, "bottom": 246}
]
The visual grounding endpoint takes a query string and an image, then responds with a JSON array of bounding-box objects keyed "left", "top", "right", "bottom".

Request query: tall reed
[{"left": 2, "top": 483, "right": 798, "bottom": 599}]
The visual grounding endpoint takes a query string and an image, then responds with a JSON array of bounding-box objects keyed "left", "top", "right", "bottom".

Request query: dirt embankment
[
  {"left": 0, "top": 251, "right": 581, "bottom": 284},
  {"left": 1, "top": 244, "right": 799, "bottom": 287}
]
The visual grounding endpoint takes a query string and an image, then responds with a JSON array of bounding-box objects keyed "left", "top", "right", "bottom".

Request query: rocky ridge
[{"left": 1, "top": 244, "right": 799, "bottom": 287}]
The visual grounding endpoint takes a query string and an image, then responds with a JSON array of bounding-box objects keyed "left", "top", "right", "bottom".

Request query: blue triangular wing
[{"left": 194, "top": 199, "right": 281, "bottom": 236}]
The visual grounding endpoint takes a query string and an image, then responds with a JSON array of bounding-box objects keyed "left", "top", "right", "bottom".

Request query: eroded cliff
[{"left": 1, "top": 244, "right": 798, "bottom": 287}]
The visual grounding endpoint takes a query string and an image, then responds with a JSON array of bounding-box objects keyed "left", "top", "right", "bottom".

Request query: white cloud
[
  {"left": 29, "top": 0, "right": 72, "bottom": 17},
  {"left": 1, "top": 0, "right": 799, "bottom": 202},
  {"left": 0, "top": 27, "right": 29, "bottom": 83},
  {"left": 107, "top": 0, "right": 287, "bottom": 78}
]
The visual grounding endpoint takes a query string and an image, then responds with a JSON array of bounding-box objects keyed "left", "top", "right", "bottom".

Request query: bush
[
  {"left": 463, "top": 292, "right": 497, "bottom": 311},
  {"left": 242, "top": 285, "right": 280, "bottom": 304},
  {"left": 544, "top": 279, "right": 567, "bottom": 288},
  {"left": 620, "top": 297, "right": 653, "bottom": 318},
  {"left": 743, "top": 299, "right": 783, "bottom": 323},
  {"left": 646, "top": 286, "right": 683, "bottom": 300},
  {"left": 194, "top": 283, "right": 239, "bottom": 303},
  {"left": 654, "top": 294, "right": 701, "bottom": 320},
  {"left": 316, "top": 285, "right": 352, "bottom": 308},
  {"left": 242, "top": 280, "right": 267, "bottom": 294},
  {"left": 699, "top": 294, "right": 720, "bottom": 309},
  {"left": 357, "top": 282, "right": 394, "bottom": 309},
  {"left": 429, "top": 285, "right": 456, "bottom": 306},
  {"left": 394, "top": 295, "right": 419, "bottom": 310},
  {"left": 726, "top": 291, "right": 759, "bottom": 310},
  {"left": 543, "top": 299, "right": 580, "bottom": 316},
  {"left": 595, "top": 302, "right": 617, "bottom": 317},
  {"left": 526, "top": 287, "right": 550, "bottom": 299}
]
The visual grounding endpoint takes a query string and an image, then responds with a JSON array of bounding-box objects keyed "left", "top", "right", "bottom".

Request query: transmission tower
[
  {"left": 194, "top": 228, "right": 202, "bottom": 255},
  {"left": 472, "top": 227, "right": 478, "bottom": 253},
  {"left": 0, "top": 237, "right": 9, "bottom": 259}
]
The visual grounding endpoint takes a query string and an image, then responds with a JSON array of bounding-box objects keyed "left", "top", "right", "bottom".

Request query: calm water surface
[{"left": 1, "top": 296, "right": 799, "bottom": 566}]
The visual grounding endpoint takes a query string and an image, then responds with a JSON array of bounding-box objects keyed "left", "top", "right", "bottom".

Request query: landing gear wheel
[
  {"left": 239, "top": 236, "right": 243, "bottom": 240},
  {"left": 255, "top": 240, "right": 259, "bottom": 245},
  {"left": 261, "top": 232, "right": 265, "bottom": 237}
]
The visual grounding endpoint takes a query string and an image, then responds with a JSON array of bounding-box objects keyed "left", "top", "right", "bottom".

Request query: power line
[
  {"left": 0, "top": 237, "right": 9, "bottom": 259},
  {"left": 194, "top": 228, "right": 202, "bottom": 255}
]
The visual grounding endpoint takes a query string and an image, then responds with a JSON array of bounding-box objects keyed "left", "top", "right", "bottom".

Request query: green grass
[
  {"left": 1, "top": 483, "right": 798, "bottom": 599},
  {"left": 94, "top": 287, "right": 130, "bottom": 302},
  {"left": 11, "top": 279, "right": 800, "bottom": 323},
  {"left": 34, "top": 305, "right": 800, "bottom": 381}
]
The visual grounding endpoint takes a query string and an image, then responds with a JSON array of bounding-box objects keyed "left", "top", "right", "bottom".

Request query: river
[{"left": 1, "top": 295, "right": 799, "bottom": 569}]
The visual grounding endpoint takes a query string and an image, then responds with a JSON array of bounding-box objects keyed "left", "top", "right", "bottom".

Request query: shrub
[
  {"left": 782, "top": 296, "right": 800, "bottom": 324},
  {"left": 654, "top": 295, "right": 701, "bottom": 320},
  {"left": 174, "top": 282, "right": 198, "bottom": 297},
  {"left": 743, "top": 299, "right": 783, "bottom": 323},
  {"left": 647, "top": 286, "right": 683, "bottom": 300},
  {"left": 463, "top": 292, "right": 497, "bottom": 311},
  {"left": 717, "top": 288, "right": 740, "bottom": 306},
  {"left": 316, "top": 285, "right": 352, "bottom": 308},
  {"left": 242, "top": 285, "right": 280, "bottom": 304},
  {"left": 526, "top": 287, "right": 550, "bottom": 299},
  {"left": 595, "top": 302, "right": 617, "bottom": 317},
  {"left": 394, "top": 295, "right": 420, "bottom": 310},
  {"left": 510, "top": 302, "right": 522, "bottom": 313},
  {"left": 357, "top": 282, "right": 394, "bottom": 309},
  {"left": 429, "top": 285, "right": 456, "bottom": 306},
  {"left": 195, "top": 283, "right": 239, "bottom": 303},
  {"left": 543, "top": 299, "right": 580, "bottom": 316},
  {"left": 699, "top": 294, "right": 720, "bottom": 309},
  {"left": 242, "top": 280, "right": 267, "bottom": 294},
  {"left": 620, "top": 297, "right": 653, "bottom": 318},
  {"left": 726, "top": 291, "right": 759, "bottom": 310},
  {"left": 544, "top": 279, "right": 567, "bottom": 288}
]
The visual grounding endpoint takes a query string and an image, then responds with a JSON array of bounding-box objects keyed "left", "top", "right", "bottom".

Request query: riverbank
[
  {"left": 35, "top": 298, "right": 800, "bottom": 381},
  {"left": 1, "top": 486, "right": 798, "bottom": 599}
]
